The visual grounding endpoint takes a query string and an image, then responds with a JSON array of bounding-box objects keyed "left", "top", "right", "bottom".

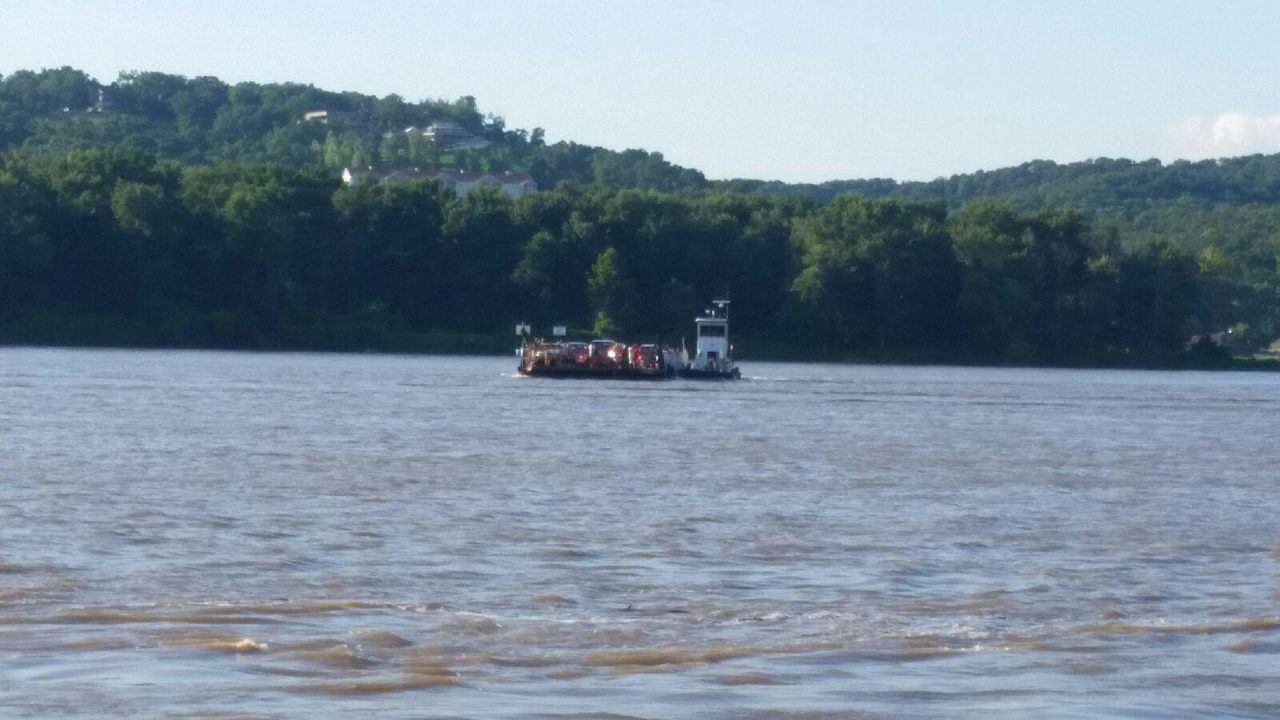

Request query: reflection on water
[{"left": 1, "top": 348, "right": 1278, "bottom": 718}]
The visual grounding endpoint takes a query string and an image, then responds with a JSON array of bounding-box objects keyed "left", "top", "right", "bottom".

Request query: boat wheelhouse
[{"left": 677, "top": 300, "right": 741, "bottom": 379}]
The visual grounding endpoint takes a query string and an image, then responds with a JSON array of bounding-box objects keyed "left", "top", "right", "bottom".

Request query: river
[{"left": 1, "top": 348, "right": 1277, "bottom": 718}]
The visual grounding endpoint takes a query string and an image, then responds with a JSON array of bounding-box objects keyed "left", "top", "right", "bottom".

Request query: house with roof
[
  {"left": 341, "top": 167, "right": 537, "bottom": 199},
  {"left": 421, "top": 120, "right": 492, "bottom": 150}
]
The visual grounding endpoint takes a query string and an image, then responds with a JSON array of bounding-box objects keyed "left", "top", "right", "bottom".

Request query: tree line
[
  {"left": 3, "top": 146, "right": 1272, "bottom": 363},
  {"left": 718, "top": 155, "right": 1280, "bottom": 209}
]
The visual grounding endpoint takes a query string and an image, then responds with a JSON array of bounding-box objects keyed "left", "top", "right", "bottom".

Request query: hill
[
  {"left": 0, "top": 66, "right": 707, "bottom": 191},
  {"left": 719, "top": 155, "right": 1280, "bottom": 210}
]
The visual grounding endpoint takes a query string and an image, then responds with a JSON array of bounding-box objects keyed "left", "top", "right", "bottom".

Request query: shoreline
[{"left": 3, "top": 338, "right": 1275, "bottom": 373}]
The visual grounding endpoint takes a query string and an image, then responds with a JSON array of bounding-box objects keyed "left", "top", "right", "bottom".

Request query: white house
[{"left": 301, "top": 109, "right": 372, "bottom": 127}]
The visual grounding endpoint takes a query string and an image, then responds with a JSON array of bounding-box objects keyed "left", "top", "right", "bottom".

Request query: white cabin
[{"left": 691, "top": 300, "right": 732, "bottom": 371}]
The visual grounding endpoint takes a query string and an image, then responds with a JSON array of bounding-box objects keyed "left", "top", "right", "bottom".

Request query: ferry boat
[{"left": 516, "top": 300, "right": 740, "bottom": 380}]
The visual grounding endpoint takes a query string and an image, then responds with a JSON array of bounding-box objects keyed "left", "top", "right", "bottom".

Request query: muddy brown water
[{"left": 1, "top": 348, "right": 1278, "bottom": 718}]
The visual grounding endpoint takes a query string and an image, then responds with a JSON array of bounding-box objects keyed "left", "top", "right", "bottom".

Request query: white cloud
[{"left": 1167, "top": 112, "right": 1280, "bottom": 159}]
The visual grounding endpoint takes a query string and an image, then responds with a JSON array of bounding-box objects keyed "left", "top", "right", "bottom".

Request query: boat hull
[
  {"left": 518, "top": 365, "right": 670, "bottom": 380},
  {"left": 676, "top": 367, "right": 741, "bottom": 380}
]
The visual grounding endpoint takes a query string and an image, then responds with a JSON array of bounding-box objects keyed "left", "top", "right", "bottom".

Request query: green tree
[
  {"left": 586, "top": 247, "right": 634, "bottom": 336},
  {"left": 440, "top": 185, "right": 521, "bottom": 330},
  {"left": 332, "top": 177, "right": 450, "bottom": 327},
  {"left": 793, "top": 196, "right": 960, "bottom": 353},
  {"left": 0, "top": 161, "right": 55, "bottom": 318},
  {"left": 1116, "top": 240, "right": 1199, "bottom": 353}
]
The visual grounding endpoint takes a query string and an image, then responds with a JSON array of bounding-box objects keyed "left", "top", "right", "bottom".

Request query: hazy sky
[{"left": 4, "top": 0, "right": 1280, "bottom": 182}]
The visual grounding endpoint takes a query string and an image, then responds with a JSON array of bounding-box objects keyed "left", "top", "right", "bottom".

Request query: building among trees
[
  {"left": 301, "top": 109, "right": 373, "bottom": 128},
  {"left": 341, "top": 166, "right": 537, "bottom": 198},
  {"left": 422, "top": 120, "right": 491, "bottom": 149}
]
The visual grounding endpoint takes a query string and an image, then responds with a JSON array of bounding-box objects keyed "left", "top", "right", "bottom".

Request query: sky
[{"left": 3, "top": 0, "right": 1280, "bottom": 183}]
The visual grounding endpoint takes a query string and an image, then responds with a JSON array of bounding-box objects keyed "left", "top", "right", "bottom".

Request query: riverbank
[
  {"left": 0, "top": 309, "right": 516, "bottom": 356},
  {"left": 3, "top": 310, "right": 1277, "bottom": 371},
  {"left": 735, "top": 335, "right": 1280, "bottom": 372}
]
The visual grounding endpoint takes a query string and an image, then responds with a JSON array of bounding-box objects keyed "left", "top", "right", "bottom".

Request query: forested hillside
[
  {"left": 0, "top": 67, "right": 707, "bottom": 191},
  {"left": 719, "top": 155, "right": 1280, "bottom": 209},
  {"left": 1, "top": 67, "right": 1278, "bottom": 365}
]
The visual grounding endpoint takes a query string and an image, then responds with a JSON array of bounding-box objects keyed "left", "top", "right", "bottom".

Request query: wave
[
  {"left": 581, "top": 645, "right": 759, "bottom": 669},
  {"left": 1084, "top": 618, "right": 1278, "bottom": 636},
  {"left": 283, "top": 676, "right": 460, "bottom": 695},
  {"left": 51, "top": 609, "right": 282, "bottom": 625},
  {"left": 160, "top": 631, "right": 269, "bottom": 653}
]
